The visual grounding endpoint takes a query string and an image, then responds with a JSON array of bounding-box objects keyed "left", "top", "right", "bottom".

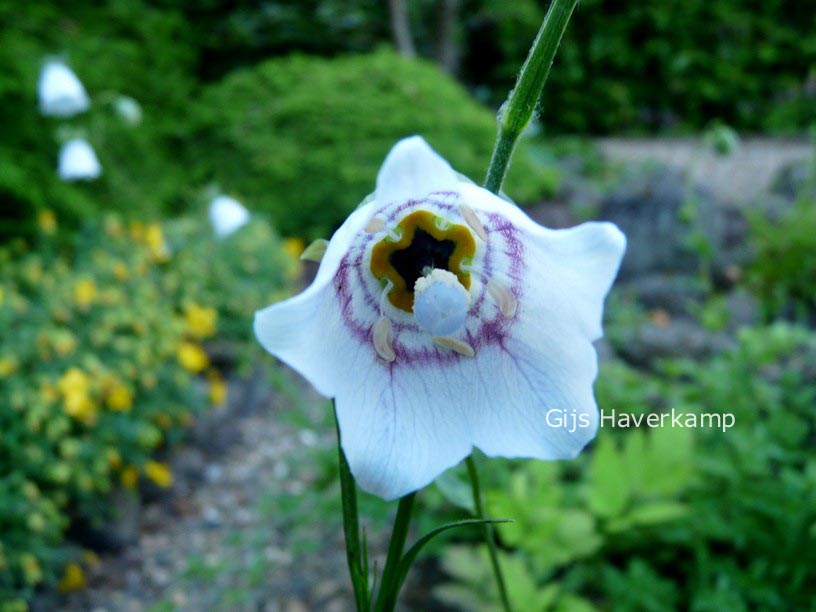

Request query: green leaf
[
  {"left": 587, "top": 436, "right": 629, "bottom": 518},
  {"left": 393, "top": 519, "right": 513, "bottom": 598}
]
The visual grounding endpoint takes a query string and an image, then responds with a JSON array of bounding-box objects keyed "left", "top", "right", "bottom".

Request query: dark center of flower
[
  {"left": 389, "top": 229, "right": 455, "bottom": 291},
  {"left": 370, "top": 210, "right": 475, "bottom": 312}
]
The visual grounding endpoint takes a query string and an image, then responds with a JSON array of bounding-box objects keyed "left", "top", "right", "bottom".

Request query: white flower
[
  {"left": 114, "top": 95, "right": 142, "bottom": 126},
  {"left": 38, "top": 61, "right": 90, "bottom": 118},
  {"left": 209, "top": 195, "right": 250, "bottom": 238},
  {"left": 58, "top": 138, "right": 101, "bottom": 181},
  {"left": 254, "top": 136, "right": 626, "bottom": 500}
]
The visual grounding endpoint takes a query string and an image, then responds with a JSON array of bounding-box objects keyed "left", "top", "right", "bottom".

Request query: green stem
[
  {"left": 335, "top": 407, "right": 370, "bottom": 611},
  {"left": 374, "top": 492, "right": 417, "bottom": 612},
  {"left": 484, "top": 0, "right": 580, "bottom": 194},
  {"left": 466, "top": 456, "right": 512, "bottom": 612}
]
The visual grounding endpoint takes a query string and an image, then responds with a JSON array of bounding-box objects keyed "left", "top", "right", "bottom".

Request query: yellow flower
[
  {"left": 63, "top": 392, "right": 96, "bottom": 423},
  {"left": 129, "top": 220, "right": 146, "bottom": 242},
  {"left": 177, "top": 342, "right": 209, "bottom": 373},
  {"left": 21, "top": 554, "right": 43, "bottom": 585},
  {"left": 207, "top": 370, "right": 227, "bottom": 405},
  {"left": 38, "top": 210, "right": 57, "bottom": 234},
  {"left": 145, "top": 223, "right": 171, "bottom": 263},
  {"left": 112, "top": 260, "right": 129, "bottom": 281},
  {"left": 52, "top": 330, "right": 78, "bottom": 356},
  {"left": 145, "top": 461, "right": 173, "bottom": 488},
  {"left": 40, "top": 383, "right": 59, "bottom": 404},
  {"left": 283, "top": 237, "right": 306, "bottom": 260},
  {"left": 73, "top": 278, "right": 97, "bottom": 309},
  {"left": 108, "top": 449, "right": 122, "bottom": 470},
  {"left": 120, "top": 466, "right": 138, "bottom": 489},
  {"left": 58, "top": 563, "right": 87, "bottom": 592},
  {"left": 155, "top": 414, "right": 172, "bottom": 430},
  {"left": 184, "top": 303, "right": 217, "bottom": 340},
  {"left": 106, "top": 382, "right": 133, "bottom": 412},
  {"left": 58, "top": 368, "right": 91, "bottom": 396},
  {"left": 0, "top": 357, "right": 17, "bottom": 377}
]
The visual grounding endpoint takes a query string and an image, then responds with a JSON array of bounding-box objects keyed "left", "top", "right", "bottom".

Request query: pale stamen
[
  {"left": 459, "top": 203, "right": 487, "bottom": 242},
  {"left": 486, "top": 278, "right": 518, "bottom": 319},
  {"left": 364, "top": 217, "right": 386, "bottom": 233},
  {"left": 462, "top": 264, "right": 517, "bottom": 320},
  {"left": 373, "top": 317, "right": 396, "bottom": 362},
  {"left": 432, "top": 336, "right": 475, "bottom": 357}
]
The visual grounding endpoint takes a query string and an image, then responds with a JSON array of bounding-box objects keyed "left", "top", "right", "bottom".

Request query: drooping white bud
[
  {"left": 209, "top": 195, "right": 250, "bottom": 238},
  {"left": 413, "top": 269, "right": 470, "bottom": 336},
  {"left": 58, "top": 138, "right": 101, "bottom": 181},
  {"left": 38, "top": 61, "right": 90, "bottom": 118},
  {"left": 114, "top": 95, "right": 142, "bottom": 126}
]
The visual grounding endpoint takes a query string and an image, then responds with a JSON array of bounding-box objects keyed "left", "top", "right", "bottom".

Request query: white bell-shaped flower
[
  {"left": 38, "top": 61, "right": 90, "bottom": 118},
  {"left": 209, "top": 195, "right": 250, "bottom": 238},
  {"left": 58, "top": 138, "right": 101, "bottom": 181},
  {"left": 255, "top": 136, "right": 627, "bottom": 500}
]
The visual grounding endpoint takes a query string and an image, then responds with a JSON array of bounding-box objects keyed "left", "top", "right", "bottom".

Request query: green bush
[
  {"left": 470, "top": 0, "right": 816, "bottom": 133},
  {"left": 434, "top": 325, "right": 816, "bottom": 611},
  {"left": 0, "top": 212, "right": 294, "bottom": 603},
  {"left": 0, "top": 0, "right": 196, "bottom": 240},
  {"left": 191, "top": 48, "right": 559, "bottom": 239}
]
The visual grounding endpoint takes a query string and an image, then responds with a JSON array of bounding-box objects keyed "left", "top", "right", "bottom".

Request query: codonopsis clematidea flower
[
  {"left": 255, "top": 136, "right": 626, "bottom": 500},
  {"left": 209, "top": 195, "right": 251, "bottom": 238},
  {"left": 58, "top": 138, "right": 101, "bottom": 181},
  {"left": 38, "top": 60, "right": 90, "bottom": 118}
]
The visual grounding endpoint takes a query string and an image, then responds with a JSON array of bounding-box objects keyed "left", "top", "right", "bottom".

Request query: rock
[
  {"left": 770, "top": 159, "right": 814, "bottom": 201},
  {"left": 619, "top": 274, "right": 706, "bottom": 316},
  {"left": 614, "top": 319, "right": 734, "bottom": 368},
  {"left": 725, "top": 289, "right": 760, "bottom": 329},
  {"left": 598, "top": 165, "right": 750, "bottom": 281}
]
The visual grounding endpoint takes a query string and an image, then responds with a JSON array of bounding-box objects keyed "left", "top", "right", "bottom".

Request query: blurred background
[{"left": 1, "top": 1, "right": 815, "bottom": 610}]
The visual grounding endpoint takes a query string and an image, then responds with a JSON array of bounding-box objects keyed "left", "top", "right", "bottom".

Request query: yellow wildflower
[
  {"left": 0, "top": 357, "right": 17, "bottom": 377},
  {"left": 106, "top": 382, "right": 133, "bottom": 412},
  {"left": 112, "top": 260, "right": 129, "bottom": 281},
  {"left": 73, "top": 278, "right": 97, "bottom": 309},
  {"left": 108, "top": 449, "right": 122, "bottom": 470},
  {"left": 21, "top": 554, "right": 43, "bottom": 585},
  {"left": 177, "top": 342, "right": 209, "bottom": 373},
  {"left": 283, "top": 237, "right": 306, "bottom": 260},
  {"left": 120, "top": 466, "right": 138, "bottom": 489},
  {"left": 38, "top": 210, "right": 57, "bottom": 234},
  {"left": 155, "top": 414, "right": 172, "bottom": 430},
  {"left": 145, "top": 461, "right": 173, "bottom": 488},
  {"left": 58, "top": 368, "right": 91, "bottom": 396},
  {"left": 184, "top": 303, "right": 217, "bottom": 339},
  {"left": 63, "top": 392, "right": 96, "bottom": 423},
  {"left": 145, "top": 223, "right": 171, "bottom": 263},
  {"left": 129, "top": 220, "right": 146, "bottom": 241},
  {"left": 58, "top": 563, "right": 87, "bottom": 592},
  {"left": 40, "top": 383, "right": 59, "bottom": 404},
  {"left": 52, "top": 330, "right": 78, "bottom": 356},
  {"left": 208, "top": 371, "right": 227, "bottom": 405}
]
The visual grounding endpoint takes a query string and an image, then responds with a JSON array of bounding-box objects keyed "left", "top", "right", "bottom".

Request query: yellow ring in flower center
[{"left": 370, "top": 210, "right": 476, "bottom": 312}]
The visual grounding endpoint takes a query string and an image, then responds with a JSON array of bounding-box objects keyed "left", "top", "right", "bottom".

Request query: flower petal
[
  {"left": 460, "top": 182, "right": 625, "bottom": 341},
  {"left": 336, "top": 362, "right": 473, "bottom": 500},
  {"left": 253, "top": 198, "right": 378, "bottom": 396},
  {"left": 375, "top": 136, "right": 459, "bottom": 206}
]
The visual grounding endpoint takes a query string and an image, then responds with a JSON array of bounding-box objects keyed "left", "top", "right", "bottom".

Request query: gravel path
[{"left": 597, "top": 136, "right": 812, "bottom": 203}]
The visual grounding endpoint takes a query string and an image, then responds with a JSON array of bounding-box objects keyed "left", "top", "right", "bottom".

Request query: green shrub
[
  {"left": 191, "top": 48, "right": 559, "bottom": 239},
  {"left": 0, "top": 0, "right": 196, "bottom": 240},
  {"left": 747, "top": 195, "right": 816, "bottom": 320},
  {"left": 472, "top": 0, "right": 816, "bottom": 133},
  {"left": 0, "top": 211, "right": 294, "bottom": 602}
]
